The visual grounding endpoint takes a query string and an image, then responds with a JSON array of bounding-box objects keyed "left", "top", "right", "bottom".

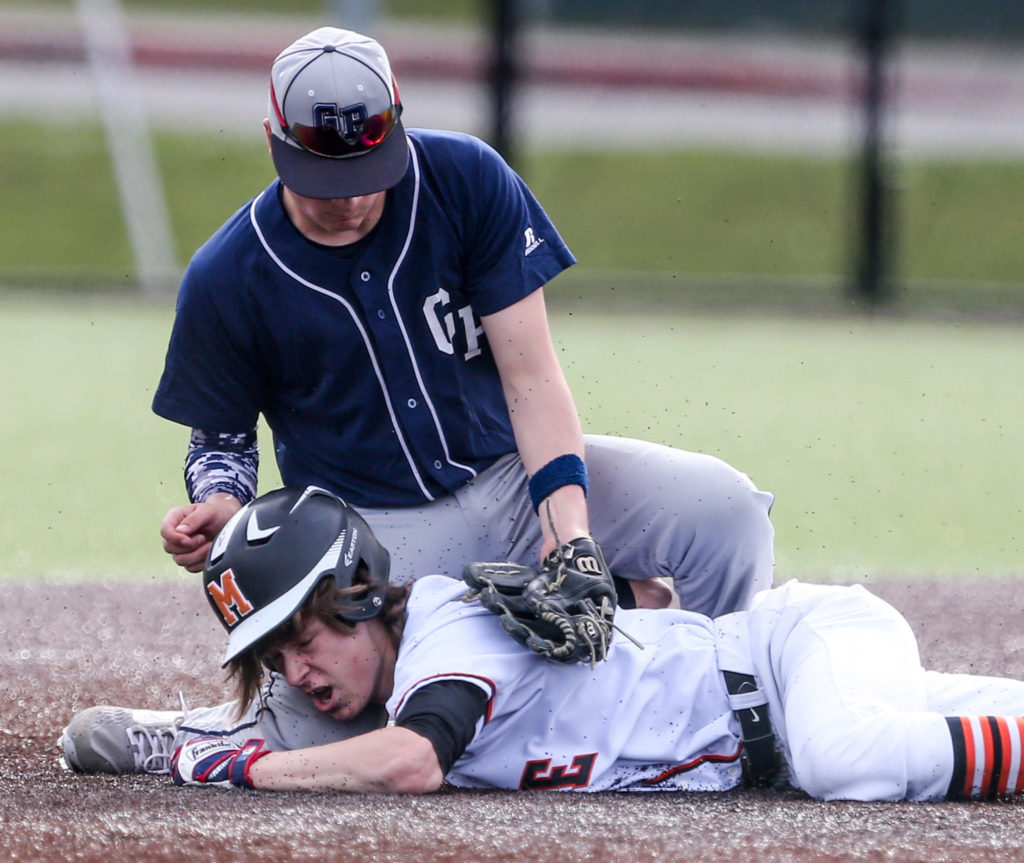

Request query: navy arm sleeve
[
  {"left": 394, "top": 679, "right": 489, "bottom": 775},
  {"left": 184, "top": 428, "right": 260, "bottom": 504}
]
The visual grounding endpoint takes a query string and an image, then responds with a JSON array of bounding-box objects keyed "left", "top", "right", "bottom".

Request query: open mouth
[{"left": 310, "top": 686, "right": 334, "bottom": 708}]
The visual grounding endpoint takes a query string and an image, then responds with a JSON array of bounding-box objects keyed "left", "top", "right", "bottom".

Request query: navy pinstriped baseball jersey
[{"left": 153, "top": 129, "right": 575, "bottom": 507}]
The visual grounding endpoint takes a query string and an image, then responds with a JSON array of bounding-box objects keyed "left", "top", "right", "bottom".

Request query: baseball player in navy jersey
[
  {"left": 151, "top": 26, "right": 776, "bottom": 740},
  {"left": 60, "top": 487, "right": 1024, "bottom": 802}
]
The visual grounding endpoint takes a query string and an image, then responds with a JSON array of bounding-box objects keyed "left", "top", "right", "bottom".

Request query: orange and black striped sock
[{"left": 945, "top": 716, "right": 1024, "bottom": 799}]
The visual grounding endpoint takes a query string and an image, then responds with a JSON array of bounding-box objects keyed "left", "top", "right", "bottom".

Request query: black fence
[
  {"left": 488, "top": 0, "right": 1024, "bottom": 308},
  {"left": 544, "top": 0, "right": 1024, "bottom": 42}
]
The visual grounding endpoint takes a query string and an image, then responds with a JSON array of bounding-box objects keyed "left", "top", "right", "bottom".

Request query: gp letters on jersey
[{"left": 423, "top": 287, "right": 485, "bottom": 361}]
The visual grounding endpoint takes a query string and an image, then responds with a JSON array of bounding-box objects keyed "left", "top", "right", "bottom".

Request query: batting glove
[{"left": 171, "top": 736, "right": 271, "bottom": 790}]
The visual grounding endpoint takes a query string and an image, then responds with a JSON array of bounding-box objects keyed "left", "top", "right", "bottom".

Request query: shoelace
[
  {"left": 127, "top": 693, "right": 190, "bottom": 775},
  {"left": 128, "top": 724, "right": 177, "bottom": 774}
]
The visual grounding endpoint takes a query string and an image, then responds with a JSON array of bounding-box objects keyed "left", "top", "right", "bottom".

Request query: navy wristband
[{"left": 528, "top": 454, "right": 588, "bottom": 513}]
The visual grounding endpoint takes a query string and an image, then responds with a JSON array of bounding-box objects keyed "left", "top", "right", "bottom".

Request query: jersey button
[
  {"left": 407, "top": 398, "right": 417, "bottom": 408},
  {"left": 360, "top": 271, "right": 371, "bottom": 282},
  {"left": 433, "top": 460, "right": 443, "bottom": 470},
  {"left": 377, "top": 309, "right": 386, "bottom": 319}
]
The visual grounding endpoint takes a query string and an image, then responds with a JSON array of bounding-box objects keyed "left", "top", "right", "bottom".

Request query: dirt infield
[{"left": 3, "top": 577, "right": 1024, "bottom": 863}]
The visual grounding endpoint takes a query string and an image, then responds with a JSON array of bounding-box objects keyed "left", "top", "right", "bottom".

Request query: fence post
[
  {"left": 490, "top": 0, "right": 522, "bottom": 169},
  {"left": 852, "top": 0, "right": 898, "bottom": 305},
  {"left": 76, "top": 0, "right": 179, "bottom": 295}
]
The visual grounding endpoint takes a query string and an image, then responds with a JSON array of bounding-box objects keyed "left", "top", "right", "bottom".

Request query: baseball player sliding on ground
[{"left": 61, "top": 487, "right": 1024, "bottom": 802}]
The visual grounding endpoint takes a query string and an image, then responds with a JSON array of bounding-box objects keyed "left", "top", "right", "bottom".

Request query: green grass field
[
  {"left": 2, "top": 294, "right": 1021, "bottom": 583},
  {"left": 4, "top": 97, "right": 1023, "bottom": 584}
]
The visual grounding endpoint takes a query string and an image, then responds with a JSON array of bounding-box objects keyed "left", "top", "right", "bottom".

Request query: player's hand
[
  {"left": 171, "top": 737, "right": 271, "bottom": 790},
  {"left": 535, "top": 485, "right": 589, "bottom": 564},
  {"left": 160, "top": 494, "right": 242, "bottom": 572}
]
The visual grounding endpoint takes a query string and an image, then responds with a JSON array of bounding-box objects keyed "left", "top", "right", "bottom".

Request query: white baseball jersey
[
  {"left": 387, "top": 576, "right": 744, "bottom": 792},
  {"left": 385, "top": 577, "right": 1024, "bottom": 800},
  {"left": 182, "top": 575, "right": 1024, "bottom": 801}
]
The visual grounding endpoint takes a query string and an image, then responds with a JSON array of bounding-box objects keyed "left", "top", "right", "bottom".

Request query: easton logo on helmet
[
  {"left": 206, "top": 569, "right": 255, "bottom": 627},
  {"left": 344, "top": 526, "right": 358, "bottom": 567}
]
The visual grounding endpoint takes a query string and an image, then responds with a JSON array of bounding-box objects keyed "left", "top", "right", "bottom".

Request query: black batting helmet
[{"left": 202, "top": 485, "right": 390, "bottom": 664}]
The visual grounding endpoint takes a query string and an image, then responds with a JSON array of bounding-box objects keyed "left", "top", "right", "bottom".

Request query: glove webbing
[{"left": 536, "top": 605, "right": 576, "bottom": 659}]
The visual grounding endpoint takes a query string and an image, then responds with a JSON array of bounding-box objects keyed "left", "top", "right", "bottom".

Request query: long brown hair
[{"left": 227, "top": 569, "right": 409, "bottom": 716}]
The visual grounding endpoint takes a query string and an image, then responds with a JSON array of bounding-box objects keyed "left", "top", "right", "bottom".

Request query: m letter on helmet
[{"left": 207, "top": 570, "right": 254, "bottom": 627}]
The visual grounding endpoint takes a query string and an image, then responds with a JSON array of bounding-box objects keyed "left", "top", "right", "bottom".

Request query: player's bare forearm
[
  {"left": 482, "top": 290, "right": 590, "bottom": 555},
  {"left": 482, "top": 290, "right": 584, "bottom": 467},
  {"left": 504, "top": 388, "right": 588, "bottom": 556},
  {"left": 247, "top": 727, "right": 444, "bottom": 794},
  {"left": 501, "top": 369, "right": 584, "bottom": 475}
]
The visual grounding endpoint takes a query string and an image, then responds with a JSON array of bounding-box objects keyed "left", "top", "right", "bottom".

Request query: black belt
[{"left": 722, "top": 670, "right": 779, "bottom": 788}]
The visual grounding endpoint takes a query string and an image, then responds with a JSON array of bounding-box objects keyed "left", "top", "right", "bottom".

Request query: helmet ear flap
[
  {"left": 329, "top": 512, "right": 390, "bottom": 622},
  {"left": 335, "top": 587, "right": 385, "bottom": 623}
]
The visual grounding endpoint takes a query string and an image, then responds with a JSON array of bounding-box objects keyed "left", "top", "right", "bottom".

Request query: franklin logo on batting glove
[{"left": 171, "top": 736, "right": 271, "bottom": 790}]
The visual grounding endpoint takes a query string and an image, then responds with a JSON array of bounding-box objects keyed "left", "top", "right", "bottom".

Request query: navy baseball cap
[{"left": 268, "top": 27, "right": 409, "bottom": 199}]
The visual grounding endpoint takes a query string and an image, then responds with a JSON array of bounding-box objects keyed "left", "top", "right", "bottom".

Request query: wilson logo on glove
[{"left": 573, "top": 554, "right": 603, "bottom": 576}]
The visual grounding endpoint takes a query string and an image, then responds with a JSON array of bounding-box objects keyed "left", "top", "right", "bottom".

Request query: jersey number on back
[{"left": 519, "top": 753, "right": 597, "bottom": 790}]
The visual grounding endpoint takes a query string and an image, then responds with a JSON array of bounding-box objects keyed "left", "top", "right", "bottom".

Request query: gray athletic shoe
[{"left": 58, "top": 706, "right": 183, "bottom": 775}]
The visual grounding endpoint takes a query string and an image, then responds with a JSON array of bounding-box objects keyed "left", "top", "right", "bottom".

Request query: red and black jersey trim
[
  {"left": 640, "top": 743, "right": 745, "bottom": 787},
  {"left": 393, "top": 672, "right": 496, "bottom": 723}
]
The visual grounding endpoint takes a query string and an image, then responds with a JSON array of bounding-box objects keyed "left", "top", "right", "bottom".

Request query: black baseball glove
[{"left": 462, "top": 536, "right": 617, "bottom": 665}]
